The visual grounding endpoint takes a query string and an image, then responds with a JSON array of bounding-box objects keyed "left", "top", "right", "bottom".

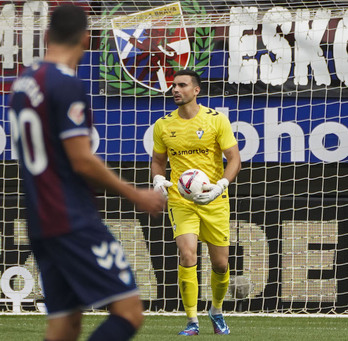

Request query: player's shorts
[
  {"left": 30, "top": 225, "right": 138, "bottom": 318},
  {"left": 167, "top": 199, "right": 230, "bottom": 246}
]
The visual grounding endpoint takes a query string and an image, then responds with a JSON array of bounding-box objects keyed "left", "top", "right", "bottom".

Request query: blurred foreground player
[{"left": 9, "top": 5, "right": 165, "bottom": 341}]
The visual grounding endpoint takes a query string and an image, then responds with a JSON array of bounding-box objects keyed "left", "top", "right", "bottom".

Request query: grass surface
[{"left": 1, "top": 314, "right": 348, "bottom": 340}]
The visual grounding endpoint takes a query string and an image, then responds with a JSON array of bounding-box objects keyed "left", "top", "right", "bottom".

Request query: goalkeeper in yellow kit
[{"left": 151, "top": 70, "right": 241, "bottom": 335}]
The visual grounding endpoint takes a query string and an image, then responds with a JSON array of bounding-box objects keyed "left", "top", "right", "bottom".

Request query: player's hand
[
  {"left": 153, "top": 175, "right": 173, "bottom": 198},
  {"left": 135, "top": 189, "right": 166, "bottom": 217},
  {"left": 193, "top": 178, "right": 229, "bottom": 205}
]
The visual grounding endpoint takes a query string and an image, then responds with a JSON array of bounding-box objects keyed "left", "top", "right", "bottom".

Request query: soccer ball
[
  {"left": 178, "top": 169, "right": 210, "bottom": 201},
  {"left": 229, "top": 275, "right": 254, "bottom": 299}
]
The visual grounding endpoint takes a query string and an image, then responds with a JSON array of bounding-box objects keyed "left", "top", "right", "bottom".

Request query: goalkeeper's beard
[
  {"left": 174, "top": 98, "right": 186, "bottom": 106},
  {"left": 174, "top": 97, "right": 195, "bottom": 106}
]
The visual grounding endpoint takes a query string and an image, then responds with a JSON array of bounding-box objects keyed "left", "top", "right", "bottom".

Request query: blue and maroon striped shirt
[{"left": 9, "top": 61, "right": 102, "bottom": 240}]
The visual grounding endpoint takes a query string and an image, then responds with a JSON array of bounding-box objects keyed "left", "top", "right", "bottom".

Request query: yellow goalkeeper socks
[
  {"left": 178, "top": 264, "right": 198, "bottom": 319},
  {"left": 211, "top": 264, "right": 230, "bottom": 312}
]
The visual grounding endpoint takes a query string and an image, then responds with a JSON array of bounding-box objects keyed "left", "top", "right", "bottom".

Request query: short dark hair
[
  {"left": 173, "top": 69, "right": 202, "bottom": 88},
  {"left": 48, "top": 5, "right": 88, "bottom": 46}
]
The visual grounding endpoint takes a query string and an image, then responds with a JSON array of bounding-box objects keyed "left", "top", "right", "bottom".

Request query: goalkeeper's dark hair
[
  {"left": 174, "top": 69, "right": 202, "bottom": 88},
  {"left": 47, "top": 5, "right": 88, "bottom": 46}
]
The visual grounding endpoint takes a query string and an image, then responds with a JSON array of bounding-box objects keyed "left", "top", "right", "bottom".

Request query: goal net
[{"left": 1, "top": 0, "right": 348, "bottom": 315}]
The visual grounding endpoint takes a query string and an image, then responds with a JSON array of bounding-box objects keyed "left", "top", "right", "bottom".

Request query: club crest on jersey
[
  {"left": 111, "top": 3, "right": 190, "bottom": 93},
  {"left": 67, "top": 102, "right": 85, "bottom": 125},
  {"left": 196, "top": 129, "right": 204, "bottom": 139}
]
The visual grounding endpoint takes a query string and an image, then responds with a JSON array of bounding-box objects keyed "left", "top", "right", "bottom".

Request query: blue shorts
[{"left": 30, "top": 226, "right": 138, "bottom": 318}]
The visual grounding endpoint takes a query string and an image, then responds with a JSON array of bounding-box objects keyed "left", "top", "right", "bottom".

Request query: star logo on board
[{"left": 196, "top": 129, "right": 204, "bottom": 139}]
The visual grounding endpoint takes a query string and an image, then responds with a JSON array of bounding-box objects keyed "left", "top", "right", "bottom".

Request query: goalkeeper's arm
[
  {"left": 151, "top": 150, "right": 173, "bottom": 198},
  {"left": 193, "top": 145, "right": 241, "bottom": 205}
]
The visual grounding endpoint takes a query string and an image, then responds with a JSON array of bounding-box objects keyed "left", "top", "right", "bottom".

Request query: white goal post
[{"left": 1, "top": 0, "right": 348, "bottom": 315}]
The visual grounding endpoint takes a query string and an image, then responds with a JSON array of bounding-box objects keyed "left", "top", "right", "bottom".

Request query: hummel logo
[
  {"left": 206, "top": 109, "right": 219, "bottom": 116},
  {"left": 170, "top": 131, "right": 176, "bottom": 137},
  {"left": 92, "top": 241, "right": 112, "bottom": 269},
  {"left": 92, "top": 241, "right": 132, "bottom": 284},
  {"left": 92, "top": 241, "right": 129, "bottom": 271}
]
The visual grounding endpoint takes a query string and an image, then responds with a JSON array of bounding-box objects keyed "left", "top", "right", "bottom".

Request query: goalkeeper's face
[{"left": 172, "top": 75, "right": 200, "bottom": 106}]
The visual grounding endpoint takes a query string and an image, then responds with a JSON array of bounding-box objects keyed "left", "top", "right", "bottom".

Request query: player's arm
[
  {"left": 193, "top": 144, "right": 241, "bottom": 205},
  {"left": 222, "top": 144, "right": 241, "bottom": 183},
  {"left": 151, "top": 150, "right": 173, "bottom": 198},
  {"left": 63, "top": 135, "right": 165, "bottom": 215},
  {"left": 151, "top": 150, "right": 167, "bottom": 177}
]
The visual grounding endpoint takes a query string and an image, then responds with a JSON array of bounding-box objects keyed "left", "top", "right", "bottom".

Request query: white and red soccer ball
[{"left": 178, "top": 169, "right": 210, "bottom": 201}]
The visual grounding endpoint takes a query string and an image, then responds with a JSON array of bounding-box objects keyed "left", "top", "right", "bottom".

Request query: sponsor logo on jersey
[
  {"left": 170, "top": 131, "right": 176, "bottom": 137},
  {"left": 170, "top": 148, "right": 209, "bottom": 156}
]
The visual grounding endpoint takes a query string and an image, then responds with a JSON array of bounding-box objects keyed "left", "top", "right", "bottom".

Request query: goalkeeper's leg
[
  {"left": 176, "top": 234, "right": 200, "bottom": 335},
  {"left": 178, "top": 264, "right": 199, "bottom": 319},
  {"left": 207, "top": 244, "right": 230, "bottom": 335},
  {"left": 211, "top": 264, "right": 230, "bottom": 313}
]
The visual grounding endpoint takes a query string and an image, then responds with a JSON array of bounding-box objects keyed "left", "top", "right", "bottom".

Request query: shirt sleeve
[
  {"left": 216, "top": 113, "right": 237, "bottom": 151},
  {"left": 53, "top": 76, "right": 91, "bottom": 140},
  {"left": 153, "top": 119, "right": 167, "bottom": 154}
]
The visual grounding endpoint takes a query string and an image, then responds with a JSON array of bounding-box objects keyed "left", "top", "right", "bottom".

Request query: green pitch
[{"left": 1, "top": 314, "right": 348, "bottom": 340}]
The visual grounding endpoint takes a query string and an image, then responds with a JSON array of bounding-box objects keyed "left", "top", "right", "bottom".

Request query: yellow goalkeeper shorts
[{"left": 167, "top": 200, "right": 230, "bottom": 246}]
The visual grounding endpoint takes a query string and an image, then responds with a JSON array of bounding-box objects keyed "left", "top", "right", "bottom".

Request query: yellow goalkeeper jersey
[{"left": 153, "top": 105, "right": 237, "bottom": 203}]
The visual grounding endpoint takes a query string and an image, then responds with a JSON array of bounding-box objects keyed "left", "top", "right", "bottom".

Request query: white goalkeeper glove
[
  {"left": 193, "top": 178, "right": 229, "bottom": 205},
  {"left": 153, "top": 175, "right": 173, "bottom": 198}
]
